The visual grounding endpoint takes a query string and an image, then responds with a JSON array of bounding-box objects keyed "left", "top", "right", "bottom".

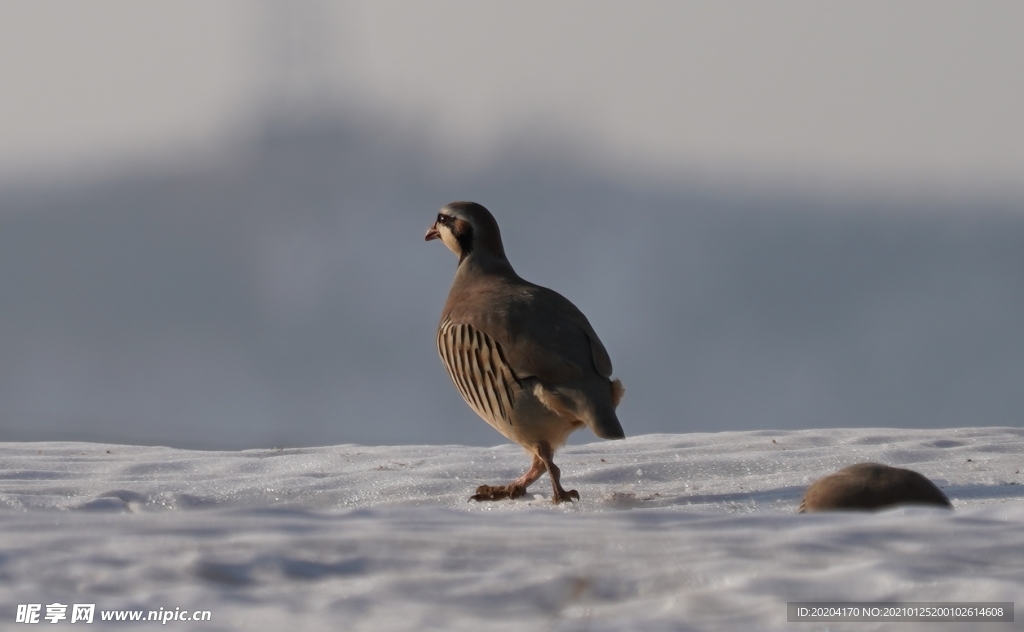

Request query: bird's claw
[
  {"left": 552, "top": 489, "right": 580, "bottom": 504},
  {"left": 468, "top": 485, "right": 505, "bottom": 499},
  {"left": 470, "top": 484, "right": 528, "bottom": 502}
]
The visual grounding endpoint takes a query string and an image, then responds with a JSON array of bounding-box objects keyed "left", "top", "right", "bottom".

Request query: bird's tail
[
  {"left": 590, "top": 409, "right": 625, "bottom": 439},
  {"left": 533, "top": 380, "right": 625, "bottom": 440},
  {"left": 584, "top": 379, "right": 625, "bottom": 440}
]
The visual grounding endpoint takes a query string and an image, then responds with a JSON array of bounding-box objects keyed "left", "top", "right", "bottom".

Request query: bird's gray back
[{"left": 442, "top": 272, "right": 605, "bottom": 385}]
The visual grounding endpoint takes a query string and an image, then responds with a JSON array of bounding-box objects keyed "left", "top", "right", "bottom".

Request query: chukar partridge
[{"left": 425, "top": 201, "right": 625, "bottom": 504}]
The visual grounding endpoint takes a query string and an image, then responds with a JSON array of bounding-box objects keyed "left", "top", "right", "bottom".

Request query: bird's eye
[{"left": 437, "top": 214, "right": 452, "bottom": 225}]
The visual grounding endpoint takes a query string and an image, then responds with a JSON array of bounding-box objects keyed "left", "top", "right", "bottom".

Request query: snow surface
[{"left": 1, "top": 427, "right": 1022, "bottom": 631}]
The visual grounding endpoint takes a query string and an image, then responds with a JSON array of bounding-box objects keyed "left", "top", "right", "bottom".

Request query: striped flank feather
[{"left": 436, "top": 316, "right": 521, "bottom": 429}]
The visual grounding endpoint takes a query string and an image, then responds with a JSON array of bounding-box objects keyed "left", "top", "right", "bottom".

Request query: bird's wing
[
  {"left": 446, "top": 281, "right": 612, "bottom": 384},
  {"left": 553, "top": 290, "right": 614, "bottom": 378}
]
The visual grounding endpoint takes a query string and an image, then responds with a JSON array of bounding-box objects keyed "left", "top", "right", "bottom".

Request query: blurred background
[{"left": 1, "top": 1, "right": 1022, "bottom": 450}]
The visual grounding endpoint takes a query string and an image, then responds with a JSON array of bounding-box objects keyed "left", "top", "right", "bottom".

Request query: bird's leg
[
  {"left": 471, "top": 454, "right": 545, "bottom": 501},
  {"left": 537, "top": 441, "right": 579, "bottom": 504}
]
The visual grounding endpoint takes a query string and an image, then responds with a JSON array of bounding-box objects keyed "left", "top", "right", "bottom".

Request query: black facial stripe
[{"left": 454, "top": 221, "right": 474, "bottom": 257}]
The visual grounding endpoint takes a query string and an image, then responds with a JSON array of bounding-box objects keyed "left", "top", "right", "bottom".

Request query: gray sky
[
  {"left": 1, "top": 1, "right": 1022, "bottom": 199},
  {"left": 1, "top": 2, "right": 1023, "bottom": 450}
]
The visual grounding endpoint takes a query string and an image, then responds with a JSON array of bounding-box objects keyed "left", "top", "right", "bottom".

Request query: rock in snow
[
  {"left": 0, "top": 427, "right": 1022, "bottom": 630},
  {"left": 800, "top": 463, "right": 952, "bottom": 512}
]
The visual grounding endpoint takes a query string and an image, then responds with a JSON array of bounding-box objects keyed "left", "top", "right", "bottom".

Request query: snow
[{"left": 1, "top": 427, "right": 1022, "bottom": 631}]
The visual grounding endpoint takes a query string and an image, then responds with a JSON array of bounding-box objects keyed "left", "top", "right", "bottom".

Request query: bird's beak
[{"left": 424, "top": 224, "right": 440, "bottom": 241}]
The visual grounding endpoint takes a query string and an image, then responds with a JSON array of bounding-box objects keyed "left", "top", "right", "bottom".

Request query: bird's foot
[
  {"left": 551, "top": 488, "right": 580, "bottom": 504},
  {"left": 470, "top": 484, "right": 528, "bottom": 502}
]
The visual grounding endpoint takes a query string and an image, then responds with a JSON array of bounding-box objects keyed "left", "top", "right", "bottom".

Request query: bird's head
[{"left": 425, "top": 201, "right": 507, "bottom": 264}]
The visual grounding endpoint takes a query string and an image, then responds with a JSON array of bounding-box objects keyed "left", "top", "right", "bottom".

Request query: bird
[{"left": 425, "top": 201, "right": 625, "bottom": 504}]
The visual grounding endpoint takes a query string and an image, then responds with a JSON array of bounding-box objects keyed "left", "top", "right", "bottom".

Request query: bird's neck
[{"left": 456, "top": 251, "right": 517, "bottom": 279}]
